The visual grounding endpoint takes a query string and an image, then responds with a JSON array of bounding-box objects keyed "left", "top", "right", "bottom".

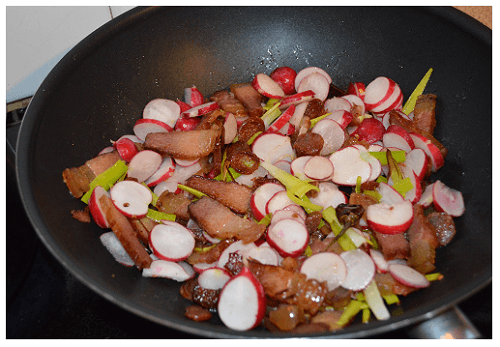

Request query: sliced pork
[
  {"left": 413, "top": 94, "right": 437, "bottom": 135},
  {"left": 210, "top": 89, "right": 248, "bottom": 116},
  {"left": 427, "top": 211, "right": 457, "bottom": 247},
  {"left": 372, "top": 232, "right": 410, "bottom": 261},
  {"left": 231, "top": 82, "right": 264, "bottom": 118}
]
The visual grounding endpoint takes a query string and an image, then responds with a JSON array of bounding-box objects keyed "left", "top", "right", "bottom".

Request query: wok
[{"left": 15, "top": 6, "right": 491, "bottom": 338}]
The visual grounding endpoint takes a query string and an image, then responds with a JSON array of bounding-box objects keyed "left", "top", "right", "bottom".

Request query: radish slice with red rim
[
  {"left": 127, "top": 150, "right": 163, "bottom": 183},
  {"left": 223, "top": 112, "right": 238, "bottom": 144},
  {"left": 341, "top": 94, "right": 365, "bottom": 115},
  {"left": 115, "top": 137, "right": 139, "bottom": 162},
  {"left": 184, "top": 86, "right": 204, "bottom": 108},
  {"left": 110, "top": 180, "right": 152, "bottom": 218},
  {"left": 417, "top": 183, "right": 434, "bottom": 208},
  {"left": 181, "top": 101, "right": 220, "bottom": 118},
  {"left": 198, "top": 267, "right": 232, "bottom": 290},
  {"left": 142, "top": 259, "right": 195, "bottom": 281},
  {"left": 294, "top": 66, "right": 332, "bottom": 91},
  {"left": 290, "top": 155, "right": 312, "bottom": 181},
  {"left": 273, "top": 159, "right": 292, "bottom": 175},
  {"left": 279, "top": 90, "right": 315, "bottom": 109},
  {"left": 340, "top": 249, "right": 376, "bottom": 291},
  {"left": 265, "top": 190, "right": 295, "bottom": 215},
  {"left": 149, "top": 223, "right": 196, "bottom": 262},
  {"left": 100, "top": 231, "right": 134, "bottom": 267},
  {"left": 252, "top": 73, "right": 285, "bottom": 99},
  {"left": 297, "top": 72, "right": 330, "bottom": 101},
  {"left": 143, "top": 98, "right": 181, "bottom": 128},
  {"left": 328, "top": 146, "right": 372, "bottom": 186},
  {"left": 266, "top": 218, "right": 309, "bottom": 258},
  {"left": 270, "top": 209, "right": 305, "bottom": 226},
  {"left": 311, "top": 118, "right": 345, "bottom": 156},
  {"left": 244, "top": 244, "right": 280, "bottom": 266},
  {"left": 324, "top": 97, "right": 352, "bottom": 113},
  {"left": 366, "top": 200, "right": 414, "bottom": 235},
  {"left": 217, "top": 240, "right": 258, "bottom": 268},
  {"left": 364, "top": 77, "right": 396, "bottom": 111},
  {"left": 174, "top": 157, "right": 199, "bottom": 167},
  {"left": 250, "top": 182, "right": 285, "bottom": 221},
  {"left": 432, "top": 180, "right": 465, "bottom": 217},
  {"left": 281, "top": 204, "right": 307, "bottom": 220},
  {"left": 192, "top": 262, "right": 218, "bottom": 274},
  {"left": 88, "top": 186, "right": 110, "bottom": 228},
  {"left": 369, "top": 249, "right": 389, "bottom": 273},
  {"left": 300, "top": 252, "right": 347, "bottom": 291},
  {"left": 133, "top": 118, "right": 172, "bottom": 141},
  {"left": 308, "top": 181, "right": 347, "bottom": 209},
  {"left": 410, "top": 132, "right": 445, "bottom": 172},
  {"left": 252, "top": 132, "right": 295, "bottom": 164},
  {"left": 376, "top": 182, "right": 405, "bottom": 204},
  {"left": 303, "top": 155, "right": 334, "bottom": 181},
  {"left": 218, "top": 267, "right": 266, "bottom": 331},
  {"left": 324, "top": 110, "right": 353, "bottom": 129},
  {"left": 388, "top": 263, "right": 430, "bottom": 288},
  {"left": 144, "top": 156, "right": 176, "bottom": 187}
]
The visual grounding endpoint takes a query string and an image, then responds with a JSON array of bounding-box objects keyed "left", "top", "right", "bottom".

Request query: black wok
[{"left": 15, "top": 6, "right": 491, "bottom": 338}]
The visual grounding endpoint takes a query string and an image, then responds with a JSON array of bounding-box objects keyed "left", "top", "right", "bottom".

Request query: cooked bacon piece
[
  {"left": 389, "top": 110, "right": 448, "bottom": 159},
  {"left": 185, "top": 305, "right": 212, "bottom": 322},
  {"left": 210, "top": 89, "right": 248, "bottom": 116},
  {"left": 193, "top": 284, "right": 221, "bottom": 309},
  {"left": 268, "top": 304, "right": 306, "bottom": 331},
  {"left": 247, "top": 260, "right": 297, "bottom": 300},
  {"left": 129, "top": 216, "right": 158, "bottom": 245},
  {"left": 305, "top": 211, "right": 323, "bottom": 234},
  {"left": 99, "top": 195, "right": 153, "bottom": 270},
  {"left": 413, "top": 94, "right": 437, "bottom": 135},
  {"left": 143, "top": 128, "right": 220, "bottom": 160},
  {"left": 62, "top": 151, "right": 121, "bottom": 198},
  {"left": 224, "top": 252, "right": 245, "bottom": 276},
  {"left": 188, "top": 196, "right": 266, "bottom": 243},
  {"left": 71, "top": 207, "right": 91, "bottom": 223},
  {"left": 341, "top": 134, "right": 370, "bottom": 150},
  {"left": 349, "top": 192, "right": 378, "bottom": 225},
  {"left": 237, "top": 116, "right": 265, "bottom": 143},
  {"left": 373, "top": 232, "right": 410, "bottom": 261},
  {"left": 310, "top": 310, "right": 344, "bottom": 331},
  {"left": 156, "top": 191, "right": 192, "bottom": 222},
  {"left": 406, "top": 204, "right": 439, "bottom": 274},
  {"left": 427, "top": 211, "right": 457, "bottom": 247},
  {"left": 225, "top": 141, "right": 260, "bottom": 175},
  {"left": 284, "top": 274, "right": 327, "bottom": 315},
  {"left": 374, "top": 272, "right": 418, "bottom": 296},
  {"left": 323, "top": 286, "right": 352, "bottom": 310},
  {"left": 231, "top": 82, "right": 264, "bottom": 118},
  {"left": 293, "top": 132, "right": 324, "bottom": 157},
  {"left": 180, "top": 277, "right": 198, "bottom": 301},
  {"left": 303, "top": 99, "right": 325, "bottom": 120},
  {"left": 186, "top": 237, "right": 236, "bottom": 265},
  {"left": 185, "top": 175, "right": 253, "bottom": 214}
]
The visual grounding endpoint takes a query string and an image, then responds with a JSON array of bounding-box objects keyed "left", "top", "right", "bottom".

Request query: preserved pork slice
[
  {"left": 143, "top": 128, "right": 220, "bottom": 160},
  {"left": 412, "top": 94, "right": 437, "bottom": 135},
  {"left": 188, "top": 196, "right": 266, "bottom": 244},
  {"left": 184, "top": 175, "right": 253, "bottom": 214}
]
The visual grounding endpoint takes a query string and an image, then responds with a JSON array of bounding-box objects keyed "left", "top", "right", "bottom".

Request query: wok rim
[{"left": 14, "top": 6, "right": 492, "bottom": 338}]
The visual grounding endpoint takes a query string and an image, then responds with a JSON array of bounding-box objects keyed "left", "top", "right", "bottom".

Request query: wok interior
[{"left": 17, "top": 7, "right": 491, "bottom": 337}]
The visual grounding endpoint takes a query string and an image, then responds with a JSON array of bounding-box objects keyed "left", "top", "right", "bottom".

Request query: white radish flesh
[
  {"left": 149, "top": 222, "right": 195, "bottom": 262},
  {"left": 223, "top": 112, "right": 238, "bottom": 144},
  {"left": 127, "top": 150, "right": 163, "bottom": 183},
  {"left": 432, "top": 180, "right": 465, "bottom": 217},
  {"left": 325, "top": 110, "right": 353, "bottom": 129},
  {"left": 294, "top": 66, "right": 332, "bottom": 91},
  {"left": 382, "top": 125, "right": 415, "bottom": 153},
  {"left": 110, "top": 180, "right": 152, "bottom": 218},
  {"left": 281, "top": 204, "right": 307, "bottom": 220},
  {"left": 142, "top": 259, "right": 195, "bottom": 281},
  {"left": 100, "top": 231, "right": 134, "bottom": 267},
  {"left": 133, "top": 118, "right": 172, "bottom": 141},
  {"left": 311, "top": 118, "right": 345, "bottom": 156},
  {"left": 329, "top": 146, "right": 372, "bottom": 186},
  {"left": 366, "top": 200, "right": 414, "bottom": 235},
  {"left": 252, "top": 73, "right": 285, "bottom": 99},
  {"left": 250, "top": 182, "right": 285, "bottom": 220},
  {"left": 405, "top": 148, "right": 429, "bottom": 181},
  {"left": 377, "top": 182, "right": 405, "bottom": 205},
  {"left": 417, "top": 183, "right": 435, "bottom": 208},
  {"left": 181, "top": 101, "right": 219, "bottom": 118},
  {"left": 300, "top": 252, "right": 347, "bottom": 291},
  {"left": 193, "top": 262, "right": 218, "bottom": 274},
  {"left": 303, "top": 155, "right": 334, "bottom": 180},
  {"left": 198, "top": 267, "right": 231, "bottom": 290},
  {"left": 369, "top": 249, "right": 389, "bottom": 273},
  {"left": 324, "top": 97, "right": 352, "bottom": 113},
  {"left": 308, "top": 181, "right": 347, "bottom": 209},
  {"left": 244, "top": 245, "right": 280, "bottom": 266},
  {"left": 88, "top": 186, "right": 110, "bottom": 228},
  {"left": 252, "top": 132, "right": 295, "bottom": 163},
  {"left": 297, "top": 72, "right": 330, "bottom": 101},
  {"left": 266, "top": 218, "right": 309, "bottom": 258},
  {"left": 389, "top": 264, "right": 430, "bottom": 288},
  {"left": 364, "top": 77, "right": 395, "bottom": 110},
  {"left": 144, "top": 156, "right": 176, "bottom": 187},
  {"left": 218, "top": 267, "right": 266, "bottom": 331},
  {"left": 217, "top": 240, "right": 257, "bottom": 269},
  {"left": 266, "top": 190, "right": 295, "bottom": 215},
  {"left": 272, "top": 159, "right": 292, "bottom": 175},
  {"left": 290, "top": 155, "right": 312, "bottom": 181},
  {"left": 341, "top": 94, "right": 365, "bottom": 115},
  {"left": 184, "top": 86, "right": 204, "bottom": 107},
  {"left": 270, "top": 209, "right": 305, "bottom": 226},
  {"left": 143, "top": 98, "right": 181, "bottom": 128},
  {"left": 340, "top": 249, "right": 376, "bottom": 291},
  {"left": 410, "top": 132, "right": 445, "bottom": 172}
]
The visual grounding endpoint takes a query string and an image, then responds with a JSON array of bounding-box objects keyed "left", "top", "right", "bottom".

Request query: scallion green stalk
[
  {"left": 146, "top": 209, "right": 176, "bottom": 223},
  {"left": 177, "top": 184, "right": 206, "bottom": 198},
  {"left": 402, "top": 68, "right": 433, "bottom": 115},
  {"left": 81, "top": 160, "right": 128, "bottom": 204}
]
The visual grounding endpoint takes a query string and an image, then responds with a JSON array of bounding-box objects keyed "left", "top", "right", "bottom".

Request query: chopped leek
[
  {"left": 304, "top": 245, "right": 313, "bottom": 257},
  {"left": 260, "top": 161, "right": 319, "bottom": 198},
  {"left": 402, "top": 68, "right": 433, "bottom": 115},
  {"left": 425, "top": 272, "right": 443, "bottom": 281},
  {"left": 177, "top": 184, "right": 206, "bottom": 198},
  {"left": 383, "top": 294, "right": 400, "bottom": 305},
  {"left": 146, "top": 208, "right": 176, "bottom": 223},
  {"left": 194, "top": 244, "right": 217, "bottom": 253},
  {"left": 322, "top": 206, "right": 357, "bottom": 251},
  {"left": 142, "top": 182, "right": 159, "bottom": 206},
  {"left": 265, "top": 98, "right": 281, "bottom": 110},
  {"left": 392, "top": 177, "right": 413, "bottom": 198},
  {"left": 257, "top": 213, "right": 273, "bottom": 225},
  {"left": 362, "top": 189, "right": 382, "bottom": 202},
  {"left": 362, "top": 308, "right": 371, "bottom": 324},
  {"left": 368, "top": 150, "right": 406, "bottom": 165},
  {"left": 376, "top": 175, "right": 388, "bottom": 184},
  {"left": 336, "top": 300, "right": 368, "bottom": 327},
  {"left": 261, "top": 102, "right": 282, "bottom": 129},
  {"left": 286, "top": 191, "right": 323, "bottom": 213},
  {"left": 246, "top": 131, "right": 262, "bottom": 145},
  {"left": 81, "top": 159, "right": 128, "bottom": 204},
  {"left": 355, "top": 176, "right": 362, "bottom": 194},
  {"left": 309, "top": 112, "right": 332, "bottom": 128},
  {"left": 363, "top": 279, "right": 390, "bottom": 321}
]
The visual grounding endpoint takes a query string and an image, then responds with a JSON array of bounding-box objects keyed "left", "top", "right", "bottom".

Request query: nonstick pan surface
[{"left": 16, "top": 7, "right": 491, "bottom": 338}]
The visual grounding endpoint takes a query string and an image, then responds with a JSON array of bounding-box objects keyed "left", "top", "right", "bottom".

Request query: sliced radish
[
  {"left": 184, "top": 86, "right": 204, "bottom": 108},
  {"left": 405, "top": 148, "right": 429, "bottom": 181},
  {"left": 295, "top": 66, "right": 332, "bottom": 91},
  {"left": 127, "top": 150, "right": 163, "bottom": 183},
  {"left": 202, "top": 230, "right": 221, "bottom": 244},
  {"left": 376, "top": 182, "right": 405, "bottom": 204},
  {"left": 252, "top": 73, "right": 285, "bottom": 99},
  {"left": 371, "top": 84, "right": 402, "bottom": 115},
  {"left": 270, "top": 209, "right": 305, "bottom": 225},
  {"left": 115, "top": 134, "right": 143, "bottom": 144},
  {"left": 432, "top": 180, "right": 465, "bottom": 217},
  {"left": 266, "top": 190, "right": 295, "bottom": 215},
  {"left": 347, "top": 82, "right": 366, "bottom": 101},
  {"left": 311, "top": 118, "right": 345, "bottom": 156},
  {"left": 143, "top": 98, "right": 181, "bottom": 129},
  {"left": 144, "top": 156, "right": 176, "bottom": 187},
  {"left": 216, "top": 240, "right": 258, "bottom": 269},
  {"left": 324, "top": 97, "right": 352, "bottom": 113},
  {"left": 174, "top": 116, "right": 202, "bottom": 131},
  {"left": 235, "top": 165, "right": 268, "bottom": 187},
  {"left": 174, "top": 158, "right": 199, "bottom": 167},
  {"left": 176, "top": 99, "right": 191, "bottom": 113},
  {"left": 278, "top": 122, "right": 295, "bottom": 136},
  {"left": 417, "top": 183, "right": 434, "bottom": 208},
  {"left": 400, "top": 165, "right": 422, "bottom": 204},
  {"left": 382, "top": 125, "right": 415, "bottom": 153},
  {"left": 142, "top": 259, "right": 195, "bottom": 281},
  {"left": 98, "top": 146, "right": 115, "bottom": 155},
  {"left": 357, "top": 147, "right": 382, "bottom": 182},
  {"left": 297, "top": 72, "right": 330, "bottom": 101},
  {"left": 340, "top": 249, "right": 376, "bottom": 291},
  {"left": 369, "top": 249, "right": 389, "bottom": 273},
  {"left": 273, "top": 159, "right": 291, "bottom": 175},
  {"left": 88, "top": 186, "right": 110, "bottom": 228},
  {"left": 303, "top": 155, "right": 334, "bottom": 180},
  {"left": 110, "top": 180, "right": 152, "bottom": 218},
  {"left": 244, "top": 244, "right": 280, "bottom": 266},
  {"left": 266, "top": 218, "right": 309, "bottom": 258},
  {"left": 114, "top": 138, "right": 138, "bottom": 163},
  {"left": 308, "top": 181, "right": 347, "bottom": 209},
  {"left": 149, "top": 222, "right": 195, "bottom": 262},
  {"left": 364, "top": 77, "right": 396, "bottom": 111},
  {"left": 252, "top": 132, "right": 295, "bottom": 163},
  {"left": 100, "top": 231, "right": 135, "bottom": 267},
  {"left": 198, "top": 267, "right": 231, "bottom": 290},
  {"left": 366, "top": 200, "right": 414, "bottom": 235},
  {"left": 324, "top": 110, "right": 353, "bottom": 129},
  {"left": 351, "top": 117, "right": 386, "bottom": 144},
  {"left": 409, "top": 132, "right": 445, "bottom": 172},
  {"left": 223, "top": 112, "right": 238, "bottom": 144},
  {"left": 342, "top": 94, "right": 365, "bottom": 116},
  {"left": 270, "top": 66, "right": 297, "bottom": 95},
  {"left": 250, "top": 182, "right": 285, "bottom": 221},
  {"left": 300, "top": 252, "right": 347, "bottom": 291},
  {"left": 267, "top": 104, "right": 295, "bottom": 133},
  {"left": 193, "top": 262, "right": 218, "bottom": 274},
  {"left": 279, "top": 90, "right": 315, "bottom": 109},
  {"left": 329, "top": 146, "right": 372, "bottom": 186},
  {"left": 281, "top": 204, "right": 307, "bottom": 220},
  {"left": 181, "top": 101, "right": 219, "bottom": 118},
  {"left": 288, "top": 101, "right": 309, "bottom": 128},
  {"left": 290, "top": 155, "right": 312, "bottom": 181},
  {"left": 153, "top": 180, "right": 179, "bottom": 197},
  {"left": 218, "top": 267, "right": 266, "bottom": 331},
  {"left": 388, "top": 263, "right": 430, "bottom": 288},
  {"left": 133, "top": 118, "right": 173, "bottom": 141}
]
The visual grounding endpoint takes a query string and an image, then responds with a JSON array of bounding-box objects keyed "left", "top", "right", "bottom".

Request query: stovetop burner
[{"left": 6, "top": 109, "right": 492, "bottom": 339}]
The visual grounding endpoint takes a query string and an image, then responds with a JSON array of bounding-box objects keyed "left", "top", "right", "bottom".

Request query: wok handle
[{"left": 406, "top": 305, "right": 482, "bottom": 339}]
